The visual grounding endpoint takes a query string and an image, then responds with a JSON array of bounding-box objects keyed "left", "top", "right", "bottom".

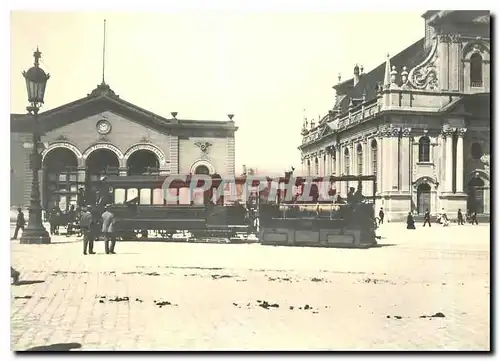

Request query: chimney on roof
[{"left": 353, "top": 64, "right": 360, "bottom": 86}]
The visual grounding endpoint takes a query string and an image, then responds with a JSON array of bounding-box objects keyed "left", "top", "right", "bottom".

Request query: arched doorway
[
  {"left": 127, "top": 150, "right": 159, "bottom": 175},
  {"left": 416, "top": 183, "right": 431, "bottom": 215},
  {"left": 43, "top": 148, "right": 79, "bottom": 211},
  {"left": 467, "top": 177, "right": 485, "bottom": 214},
  {"left": 85, "top": 149, "right": 120, "bottom": 205},
  {"left": 194, "top": 165, "right": 210, "bottom": 175}
]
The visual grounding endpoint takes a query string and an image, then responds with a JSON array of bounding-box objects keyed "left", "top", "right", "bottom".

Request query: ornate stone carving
[
  {"left": 462, "top": 41, "right": 490, "bottom": 58},
  {"left": 441, "top": 125, "right": 456, "bottom": 137},
  {"left": 401, "top": 127, "right": 412, "bottom": 137},
  {"left": 408, "top": 38, "right": 439, "bottom": 90},
  {"left": 378, "top": 125, "right": 400, "bottom": 138},
  {"left": 456, "top": 128, "right": 467, "bottom": 137},
  {"left": 480, "top": 154, "right": 490, "bottom": 172},
  {"left": 449, "top": 33, "right": 461, "bottom": 43},
  {"left": 194, "top": 140, "right": 213, "bottom": 154}
]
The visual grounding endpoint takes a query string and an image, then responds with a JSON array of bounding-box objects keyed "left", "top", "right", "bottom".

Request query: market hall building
[
  {"left": 298, "top": 10, "right": 490, "bottom": 221},
  {"left": 11, "top": 82, "right": 237, "bottom": 211}
]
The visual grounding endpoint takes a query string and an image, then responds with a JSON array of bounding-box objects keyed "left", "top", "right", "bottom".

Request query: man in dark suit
[
  {"left": 12, "top": 208, "right": 26, "bottom": 240},
  {"left": 423, "top": 209, "right": 432, "bottom": 227},
  {"left": 457, "top": 209, "right": 464, "bottom": 225},
  {"left": 80, "top": 206, "right": 95, "bottom": 255},
  {"left": 101, "top": 205, "right": 116, "bottom": 254}
]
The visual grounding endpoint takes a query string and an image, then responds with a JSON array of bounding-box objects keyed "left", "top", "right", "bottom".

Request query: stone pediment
[{"left": 10, "top": 85, "right": 237, "bottom": 134}]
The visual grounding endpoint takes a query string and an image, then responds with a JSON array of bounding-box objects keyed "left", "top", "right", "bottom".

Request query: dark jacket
[
  {"left": 80, "top": 211, "right": 92, "bottom": 230},
  {"left": 16, "top": 212, "right": 25, "bottom": 227}
]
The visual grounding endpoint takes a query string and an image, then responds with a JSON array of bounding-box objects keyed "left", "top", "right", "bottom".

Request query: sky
[{"left": 10, "top": 10, "right": 424, "bottom": 173}]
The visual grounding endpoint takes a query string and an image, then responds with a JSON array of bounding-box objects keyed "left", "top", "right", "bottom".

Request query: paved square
[{"left": 10, "top": 223, "right": 490, "bottom": 351}]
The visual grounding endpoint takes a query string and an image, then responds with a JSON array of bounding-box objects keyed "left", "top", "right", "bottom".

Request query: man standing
[
  {"left": 80, "top": 206, "right": 95, "bottom": 255},
  {"left": 101, "top": 205, "right": 116, "bottom": 254},
  {"left": 11, "top": 208, "right": 26, "bottom": 240},
  {"left": 378, "top": 208, "right": 384, "bottom": 225},
  {"left": 423, "top": 209, "right": 431, "bottom": 227},
  {"left": 457, "top": 209, "right": 464, "bottom": 225}
]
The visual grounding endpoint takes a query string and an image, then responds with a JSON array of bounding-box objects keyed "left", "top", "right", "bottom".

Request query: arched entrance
[
  {"left": 127, "top": 150, "right": 159, "bottom": 175},
  {"left": 416, "top": 183, "right": 431, "bottom": 215},
  {"left": 43, "top": 148, "right": 79, "bottom": 211},
  {"left": 467, "top": 177, "right": 485, "bottom": 214},
  {"left": 85, "top": 149, "right": 120, "bottom": 204},
  {"left": 194, "top": 165, "right": 210, "bottom": 175}
]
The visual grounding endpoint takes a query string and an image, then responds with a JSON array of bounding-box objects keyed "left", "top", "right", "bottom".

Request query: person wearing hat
[
  {"left": 101, "top": 205, "right": 116, "bottom": 254},
  {"left": 80, "top": 206, "right": 95, "bottom": 255}
]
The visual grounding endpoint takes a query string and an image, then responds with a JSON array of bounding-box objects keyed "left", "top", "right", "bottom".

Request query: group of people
[
  {"left": 11, "top": 204, "right": 117, "bottom": 256},
  {"left": 375, "top": 207, "right": 481, "bottom": 230},
  {"left": 79, "top": 205, "right": 117, "bottom": 255}
]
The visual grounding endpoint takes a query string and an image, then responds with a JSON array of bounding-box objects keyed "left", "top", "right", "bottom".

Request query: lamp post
[{"left": 20, "top": 48, "right": 51, "bottom": 244}]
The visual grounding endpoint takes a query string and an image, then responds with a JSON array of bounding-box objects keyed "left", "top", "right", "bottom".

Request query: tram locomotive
[{"left": 258, "top": 174, "right": 378, "bottom": 248}]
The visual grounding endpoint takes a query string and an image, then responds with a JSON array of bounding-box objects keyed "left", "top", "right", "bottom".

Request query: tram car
[
  {"left": 258, "top": 174, "right": 378, "bottom": 248},
  {"left": 97, "top": 174, "right": 260, "bottom": 241}
]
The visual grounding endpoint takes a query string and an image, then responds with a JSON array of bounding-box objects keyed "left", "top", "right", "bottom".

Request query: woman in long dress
[{"left": 406, "top": 212, "right": 416, "bottom": 229}]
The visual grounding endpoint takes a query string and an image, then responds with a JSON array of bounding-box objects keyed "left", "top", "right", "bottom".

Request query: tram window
[
  {"left": 58, "top": 174, "right": 67, "bottom": 182},
  {"left": 127, "top": 188, "right": 138, "bottom": 201},
  {"left": 69, "top": 195, "right": 78, "bottom": 206},
  {"left": 70, "top": 185, "right": 78, "bottom": 193},
  {"left": 178, "top": 187, "right": 191, "bottom": 205},
  {"left": 192, "top": 188, "right": 205, "bottom": 205},
  {"left": 165, "top": 189, "right": 178, "bottom": 204},
  {"left": 140, "top": 188, "right": 152, "bottom": 205},
  {"left": 69, "top": 174, "right": 77, "bottom": 182},
  {"left": 152, "top": 188, "right": 163, "bottom": 205},
  {"left": 114, "top": 189, "right": 126, "bottom": 204},
  {"left": 78, "top": 170, "right": 86, "bottom": 182}
]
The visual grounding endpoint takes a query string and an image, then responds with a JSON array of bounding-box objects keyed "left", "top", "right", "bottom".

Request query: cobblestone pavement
[{"left": 10, "top": 223, "right": 490, "bottom": 351}]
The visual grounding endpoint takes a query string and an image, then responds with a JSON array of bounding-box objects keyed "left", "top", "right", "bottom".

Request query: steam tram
[
  {"left": 97, "top": 173, "right": 378, "bottom": 247},
  {"left": 258, "top": 174, "right": 378, "bottom": 248},
  {"left": 98, "top": 174, "right": 260, "bottom": 241}
]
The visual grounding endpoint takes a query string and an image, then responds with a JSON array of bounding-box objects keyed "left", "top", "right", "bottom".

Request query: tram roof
[{"left": 100, "top": 174, "right": 376, "bottom": 188}]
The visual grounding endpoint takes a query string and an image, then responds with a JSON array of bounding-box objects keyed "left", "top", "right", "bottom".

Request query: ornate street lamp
[{"left": 20, "top": 48, "right": 51, "bottom": 244}]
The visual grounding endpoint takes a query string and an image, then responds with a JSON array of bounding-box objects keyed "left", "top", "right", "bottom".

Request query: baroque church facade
[
  {"left": 11, "top": 82, "right": 237, "bottom": 211},
  {"left": 298, "top": 11, "right": 490, "bottom": 221}
]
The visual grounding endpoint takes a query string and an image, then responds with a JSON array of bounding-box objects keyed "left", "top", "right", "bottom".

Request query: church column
[
  {"left": 381, "top": 126, "right": 400, "bottom": 192},
  {"left": 400, "top": 128, "right": 412, "bottom": 191},
  {"left": 438, "top": 35, "right": 450, "bottom": 91},
  {"left": 376, "top": 135, "right": 383, "bottom": 195},
  {"left": 335, "top": 145, "right": 341, "bottom": 193},
  {"left": 456, "top": 128, "right": 467, "bottom": 193},
  {"left": 362, "top": 137, "right": 370, "bottom": 195},
  {"left": 442, "top": 127, "right": 455, "bottom": 192}
]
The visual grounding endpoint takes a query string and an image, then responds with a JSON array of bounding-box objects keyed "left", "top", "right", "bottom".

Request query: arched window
[
  {"left": 307, "top": 159, "right": 311, "bottom": 176},
  {"left": 344, "top": 148, "right": 350, "bottom": 175},
  {"left": 418, "top": 136, "right": 431, "bottom": 162},
  {"left": 314, "top": 157, "right": 319, "bottom": 175},
  {"left": 470, "top": 53, "right": 483, "bottom": 87},
  {"left": 323, "top": 154, "right": 327, "bottom": 175},
  {"left": 371, "top": 139, "right": 378, "bottom": 177},
  {"left": 470, "top": 142, "right": 483, "bottom": 160},
  {"left": 356, "top": 144, "right": 363, "bottom": 175}
]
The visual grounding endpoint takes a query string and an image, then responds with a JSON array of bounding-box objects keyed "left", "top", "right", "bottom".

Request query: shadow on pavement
[
  {"left": 15, "top": 280, "right": 45, "bottom": 286},
  {"left": 21, "top": 342, "right": 82, "bottom": 351},
  {"left": 371, "top": 244, "right": 397, "bottom": 248}
]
